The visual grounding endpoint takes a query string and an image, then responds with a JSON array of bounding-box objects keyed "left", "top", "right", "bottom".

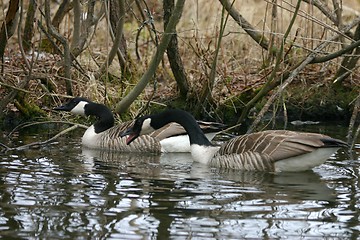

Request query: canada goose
[
  {"left": 54, "top": 97, "right": 224, "bottom": 152},
  {"left": 121, "top": 109, "right": 348, "bottom": 172}
]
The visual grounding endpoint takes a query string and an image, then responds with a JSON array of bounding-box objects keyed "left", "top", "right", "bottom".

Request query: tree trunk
[
  {"left": 163, "top": 0, "right": 188, "bottom": 99},
  {"left": 108, "top": 0, "right": 132, "bottom": 81},
  {"left": 22, "top": 0, "right": 37, "bottom": 52},
  {"left": 115, "top": 0, "right": 186, "bottom": 113},
  {"left": 0, "top": 0, "right": 20, "bottom": 70}
]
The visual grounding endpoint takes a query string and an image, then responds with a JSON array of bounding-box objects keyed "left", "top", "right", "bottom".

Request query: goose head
[
  {"left": 54, "top": 97, "right": 90, "bottom": 116},
  {"left": 121, "top": 109, "right": 219, "bottom": 165},
  {"left": 54, "top": 97, "right": 115, "bottom": 133},
  {"left": 121, "top": 115, "right": 155, "bottom": 145},
  {"left": 121, "top": 109, "right": 214, "bottom": 147}
]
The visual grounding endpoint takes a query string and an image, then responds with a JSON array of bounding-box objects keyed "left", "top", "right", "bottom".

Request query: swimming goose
[
  {"left": 54, "top": 97, "right": 224, "bottom": 152},
  {"left": 121, "top": 109, "right": 348, "bottom": 172}
]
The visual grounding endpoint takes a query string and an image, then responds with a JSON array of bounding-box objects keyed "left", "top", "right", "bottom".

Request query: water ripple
[{"left": 0, "top": 129, "right": 359, "bottom": 239}]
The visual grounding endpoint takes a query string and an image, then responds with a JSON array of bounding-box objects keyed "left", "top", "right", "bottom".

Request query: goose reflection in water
[
  {"left": 80, "top": 148, "right": 336, "bottom": 204},
  {"left": 80, "top": 148, "right": 162, "bottom": 176}
]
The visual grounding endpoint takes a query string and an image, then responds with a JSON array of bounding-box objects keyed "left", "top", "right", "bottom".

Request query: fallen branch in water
[
  {"left": 7, "top": 120, "right": 88, "bottom": 137},
  {"left": 1, "top": 124, "right": 86, "bottom": 153}
]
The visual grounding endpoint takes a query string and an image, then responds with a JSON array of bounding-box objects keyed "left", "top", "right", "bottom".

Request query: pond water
[{"left": 0, "top": 123, "right": 359, "bottom": 239}]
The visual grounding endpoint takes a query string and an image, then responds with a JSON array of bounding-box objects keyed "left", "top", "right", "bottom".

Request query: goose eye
[{"left": 133, "top": 120, "right": 142, "bottom": 131}]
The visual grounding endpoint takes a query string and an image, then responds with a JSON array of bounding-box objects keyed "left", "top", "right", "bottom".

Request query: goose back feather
[
  {"left": 82, "top": 122, "right": 162, "bottom": 152},
  {"left": 211, "top": 130, "right": 347, "bottom": 171}
]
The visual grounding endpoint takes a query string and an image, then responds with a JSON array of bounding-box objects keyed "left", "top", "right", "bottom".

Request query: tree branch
[
  {"left": 1, "top": 125, "right": 84, "bottom": 153},
  {"left": 44, "top": 0, "right": 72, "bottom": 95},
  {"left": 96, "top": 0, "right": 125, "bottom": 79},
  {"left": 310, "top": 39, "right": 360, "bottom": 64},
  {"left": 163, "top": 0, "right": 189, "bottom": 99},
  {"left": 301, "top": 0, "right": 337, "bottom": 24},
  {"left": 115, "top": 0, "right": 185, "bottom": 113},
  {"left": 247, "top": 14, "right": 360, "bottom": 132},
  {"left": 219, "top": 0, "right": 269, "bottom": 50},
  {"left": 238, "top": 0, "right": 302, "bottom": 125}
]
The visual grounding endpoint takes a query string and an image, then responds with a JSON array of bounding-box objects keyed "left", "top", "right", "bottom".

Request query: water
[{"left": 0, "top": 124, "right": 359, "bottom": 239}]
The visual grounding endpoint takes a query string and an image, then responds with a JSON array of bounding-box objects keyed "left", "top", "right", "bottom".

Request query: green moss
[
  {"left": 285, "top": 83, "right": 357, "bottom": 121},
  {"left": 39, "top": 39, "right": 57, "bottom": 54},
  {"left": 14, "top": 99, "right": 46, "bottom": 120},
  {"left": 215, "top": 87, "right": 259, "bottom": 124},
  {"left": 213, "top": 80, "right": 357, "bottom": 126},
  {"left": 10, "top": 93, "right": 47, "bottom": 120}
]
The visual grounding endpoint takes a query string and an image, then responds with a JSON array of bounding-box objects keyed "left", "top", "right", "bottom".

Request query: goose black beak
[
  {"left": 120, "top": 128, "right": 139, "bottom": 145},
  {"left": 53, "top": 105, "right": 67, "bottom": 111}
]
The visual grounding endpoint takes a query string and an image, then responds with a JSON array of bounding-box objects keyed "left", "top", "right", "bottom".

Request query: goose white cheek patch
[
  {"left": 71, "top": 101, "right": 88, "bottom": 115},
  {"left": 124, "top": 118, "right": 154, "bottom": 145},
  {"left": 140, "top": 118, "right": 155, "bottom": 135}
]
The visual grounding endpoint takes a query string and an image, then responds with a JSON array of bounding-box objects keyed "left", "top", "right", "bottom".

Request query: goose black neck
[
  {"left": 149, "top": 109, "right": 213, "bottom": 146},
  {"left": 85, "top": 102, "right": 114, "bottom": 133}
]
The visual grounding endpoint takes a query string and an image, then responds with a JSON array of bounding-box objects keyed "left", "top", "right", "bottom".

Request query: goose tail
[
  {"left": 197, "top": 121, "right": 227, "bottom": 134},
  {"left": 321, "top": 138, "right": 348, "bottom": 148}
]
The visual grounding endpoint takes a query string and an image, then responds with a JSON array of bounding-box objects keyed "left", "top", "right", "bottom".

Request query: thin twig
[
  {"left": 0, "top": 80, "right": 31, "bottom": 93},
  {"left": 219, "top": 0, "right": 269, "bottom": 50},
  {"left": 347, "top": 94, "right": 360, "bottom": 149},
  {"left": 238, "top": 0, "right": 302, "bottom": 125},
  {"left": 311, "top": 39, "right": 360, "bottom": 64},
  {"left": 8, "top": 120, "right": 88, "bottom": 137},
  {"left": 302, "top": 0, "right": 337, "bottom": 24}
]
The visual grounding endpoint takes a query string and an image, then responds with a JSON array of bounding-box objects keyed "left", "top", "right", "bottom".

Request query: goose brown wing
[
  {"left": 105, "top": 120, "right": 184, "bottom": 139},
  {"left": 104, "top": 120, "right": 134, "bottom": 139},
  {"left": 100, "top": 121, "right": 161, "bottom": 152},
  {"left": 149, "top": 123, "right": 186, "bottom": 140},
  {"left": 217, "top": 130, "right": 336, "bottom": 162},
  {"left": 104, "top": 120, "right": 181, "bottom": 145},
  {"left": 149, "top": 121, "right": 226, "bottom": 141}
]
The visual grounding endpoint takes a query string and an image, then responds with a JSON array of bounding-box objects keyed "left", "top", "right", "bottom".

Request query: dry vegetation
[{"left": 0, "top": 0, "right": 359, "bottom": 141}]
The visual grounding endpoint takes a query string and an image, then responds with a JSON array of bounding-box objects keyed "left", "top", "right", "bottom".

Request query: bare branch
[
  {"left": 1, "top": 125, "right": 83, "bottom": 153},
  {"left": 115, "top": 0, "right": 186, "bottom": 113},
  {"left": 347, "top": 94, "right": 360, "bottom": 149},
  {"left": 0, "top": 0, "right": 20, "bottom": 69},
  {"left": 96, "top": 0, "right": 125, "bottom": 78},
  {"left": 219, "top": 0, "right": 269, "bottom": 50},
  {"left": 44, "top": 0, "right": 72, "bottom": 95},
  {"left": 310, "top": 39, "right": 360, "bottom": 63},
  {"left": 52, "top": 0, "right": 72, "bottom": 30},
  {"left": 71, "top": 0, "right": 81, "bottom": 51},
  {"left": 248, "top": 14, "right": 360, "bottom": 132},
  {"left": 163, "top": 0, "right": 188, "bottom": 99},
  {"left": 302, "top": 0, "right": 337, "bottom": 24}
]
